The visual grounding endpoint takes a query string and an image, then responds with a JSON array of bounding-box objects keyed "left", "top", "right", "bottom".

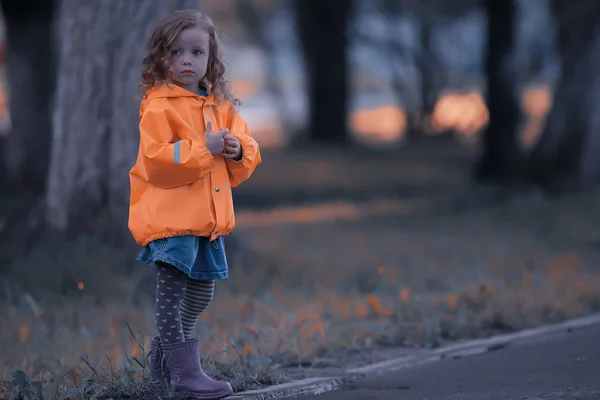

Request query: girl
[{"left": 128, "top": 10, "right": 262, "bottom": 399}]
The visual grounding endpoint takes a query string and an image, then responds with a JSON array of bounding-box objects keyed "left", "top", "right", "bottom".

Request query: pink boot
[
  {"left": 162, "top": 339, "right": 233, "bottom": 400},
  {"left": 149, "top": 336, "right": 170, "bottom": 388}
]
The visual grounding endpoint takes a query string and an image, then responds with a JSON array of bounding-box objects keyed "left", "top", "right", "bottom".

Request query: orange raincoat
[{"left": 128, "top": 84, "right": 262, "bottom": 247}]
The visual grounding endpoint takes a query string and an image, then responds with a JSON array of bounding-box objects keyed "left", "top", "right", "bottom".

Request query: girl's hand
[
  {"left": 204, "top": 122, "right": 229, "bottom": 155},
  {"left": 223, "top": 134, "right": 242, "bottom": 161}
]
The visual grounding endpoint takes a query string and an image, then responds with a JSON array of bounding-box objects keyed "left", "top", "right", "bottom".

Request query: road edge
[{"left": 229, "top": 312, "right": 600, "bottom": 399}]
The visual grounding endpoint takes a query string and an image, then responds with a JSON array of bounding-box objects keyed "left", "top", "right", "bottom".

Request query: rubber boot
[
  {"left": 149, "top": 336, "right": 170, "bottom": 388},
  {"left": 162, "top": 338, "right": 233, "bottom": 399}
]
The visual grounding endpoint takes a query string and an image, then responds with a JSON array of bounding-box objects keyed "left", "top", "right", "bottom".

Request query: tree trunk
[
  {"left": 409, "top": 12, "right": 436, "bottom": 140},
  {"left": 380, "top": 0, "right": 424, "bottom": 140},
  {"left": 46, "top": 0, "right": 197, "bottom": 233},
  {"left": 474, "top": 0, "right": 522, "bottom": 184},
  {"left": 529, "top": 0, "right": 600, "bottom": 192},
  {"left": 0, "top": 0, "right": 55, "bottom": 193},
  {"left": 295, "top": 0, "right": 353, "bottom": 143}
]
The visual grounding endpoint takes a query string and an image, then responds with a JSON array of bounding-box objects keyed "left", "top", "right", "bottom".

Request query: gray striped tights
[{"left": 155, "top": 262, "right": 215, "bottom": 344}]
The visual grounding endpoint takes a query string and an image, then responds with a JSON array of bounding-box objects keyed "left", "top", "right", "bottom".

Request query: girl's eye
[
  {"left": 171, "top": 49, "right": 181, "bottom": 56},
  {"left": 193, "top": 50, "right": 203, "bottom": 56}
]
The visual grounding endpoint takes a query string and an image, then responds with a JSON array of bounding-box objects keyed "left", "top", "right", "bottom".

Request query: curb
[
  {"left": 227, "top": 377, "right": 347, "bottom": 400},
  {"left": 229, "top": 312, "right": 600, "bottom": 399}
]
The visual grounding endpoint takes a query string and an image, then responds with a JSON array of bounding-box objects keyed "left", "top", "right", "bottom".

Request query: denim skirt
[{"left": 137, "top": 235, "right": 228, "bottom": 280}]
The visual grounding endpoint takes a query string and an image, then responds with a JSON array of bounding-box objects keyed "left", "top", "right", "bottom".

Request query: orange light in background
[
  {"left": 522, "top": 85, "right": 551, "bottom": 119},
  {"left": 429, "top": 91, "right": 489, "bottom": 139},
  {"left": 77, "top": 282, "right": 85, "bottom": 291},
  {"left": 349, "top": 92, "right": 489, "bottom": 146},
  {"left": 520, "top": 85, "right": 552, "bottom": 148},
  {"left": 350, "top": 105, "right": 407, "bottom": 144}
]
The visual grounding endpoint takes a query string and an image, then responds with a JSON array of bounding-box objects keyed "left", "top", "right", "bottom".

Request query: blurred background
[
  {"left": 0, "top": 0, "right": 580, "bottom": 226},
  {"left": 2, "top": 0, "right": 600, "bottom": 395}
]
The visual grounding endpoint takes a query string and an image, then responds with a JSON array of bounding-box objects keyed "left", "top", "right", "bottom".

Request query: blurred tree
[
  {"left": 474, "top": 0, "right": 522, "bottom": 184},
  {"left": 0, "top": 0, "right": 56, "bottom": 193},
  {"left": 416, "top": 8, "right": 437, "bottom": 138},
  {"left": 529, "top": 0, "right": 600, "bottom": 191},
  {"left": 45, "top": 0, "right": 197, "bottom": 234},
  {"left": 352, "top": 0, "right": 479, "bottom": 140},
  {"left": 233, "top": 0, "right": 299, "bottom": 133},
  {"left": 295, "top": 0, "right": 354, "bottom": 143},
  {"left": 375, "top": 0, "right": 439, "bottom": 139}
]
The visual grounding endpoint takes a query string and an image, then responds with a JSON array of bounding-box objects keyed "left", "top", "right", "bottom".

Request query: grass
[{"left": 3, "top": 145, "right": 600, "bottom": 399}]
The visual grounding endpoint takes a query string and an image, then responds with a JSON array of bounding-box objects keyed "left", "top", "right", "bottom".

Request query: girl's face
[{"left": 168, "top": 27, "right": 210, "bottom": 94}]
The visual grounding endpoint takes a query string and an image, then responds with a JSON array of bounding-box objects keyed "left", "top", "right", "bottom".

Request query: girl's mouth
[{"left": 182, "top": 70, "right": 195, "bottom": 74}]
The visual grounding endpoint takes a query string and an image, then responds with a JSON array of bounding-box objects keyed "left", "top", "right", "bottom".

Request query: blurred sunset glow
[
  {"left": 520, "top": 84, "right": 552, "bottom": 148},
  {"left": 229, "top": 75, "right": 553, "bottom": 149},
  {"left": 429, "top": 91, "right": 489, "bottom": 139},
  {"left": 350, "top": 105, "right": 407, "bottom": 145},
  {"left": 0, "top": 74, "right": 552, "bottom": 149}
]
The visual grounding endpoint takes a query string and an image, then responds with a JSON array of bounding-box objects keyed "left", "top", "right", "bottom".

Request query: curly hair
[{"left": 140, "top": 10, "right": 239, "bottom": 106}]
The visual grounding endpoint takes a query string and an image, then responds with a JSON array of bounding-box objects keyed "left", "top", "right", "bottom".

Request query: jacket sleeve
[
  {"left": 225, "top": 111, "right": 262, "bottom": 188},
  {"left": 137, "top": 107, "right": 216, "bottom": 189}
]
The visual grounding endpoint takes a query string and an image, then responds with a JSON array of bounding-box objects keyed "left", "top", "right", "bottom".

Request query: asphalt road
[{"left": 295, "top": 323, "right": 600, "bottom": 400}]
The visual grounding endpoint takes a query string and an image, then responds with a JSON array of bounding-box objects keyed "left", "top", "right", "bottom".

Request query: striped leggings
[{"left": 155, "top": 262, "right": 214, "bottom": 343}]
